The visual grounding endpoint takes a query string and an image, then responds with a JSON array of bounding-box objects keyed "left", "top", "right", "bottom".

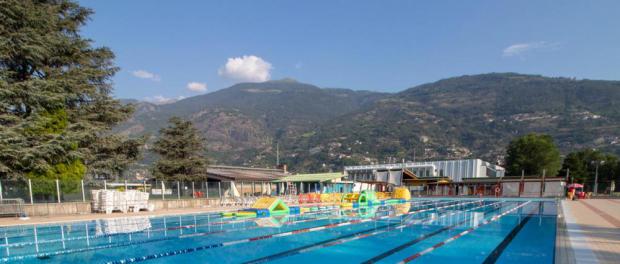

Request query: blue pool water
[{"left": 0, "top": 199, "right": 557, "bottom": 263}]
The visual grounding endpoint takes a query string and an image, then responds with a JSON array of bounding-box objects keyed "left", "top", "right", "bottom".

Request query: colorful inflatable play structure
[
  {"left": 340, "top": 189, "right": 410, "bottom": 208},
  {"left": 222, "top": 197, "right": 300, "bottom": 218},
  {"left": 221, "top": 187, "right": 412, "bottom": 218}
]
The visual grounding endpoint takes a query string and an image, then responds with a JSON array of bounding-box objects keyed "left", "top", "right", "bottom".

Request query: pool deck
[
  {"left": 561, "top": 199, "right": 620, "bottom": 264},
  {"left": 0, "top": 206, "right": 243, "bottom": 227}
]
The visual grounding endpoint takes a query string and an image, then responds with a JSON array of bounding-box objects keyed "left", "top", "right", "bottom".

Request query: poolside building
[
  {"left": 274, "top": 172, "right": 353, "bottom": 194},
  {"left": 205, "top": 165, "right": 289, "bottom": 196},
  {"left": 343, "top": 159, "right": 506, "bottom": 195},
  {"left": 344, "top": 159, "right": 505, "bottom": 184},
  {"left": 343, "top": 159, "right": 567, "bottom": 197}
]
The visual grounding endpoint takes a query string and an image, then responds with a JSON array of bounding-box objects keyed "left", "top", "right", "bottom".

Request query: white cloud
[
  {"left": 218, "top": 55, "right": 272, "bottom": 82},
  {"left": 144, "top": 95, "right": 185, "bottom": 105},
  {"left": 132, "top": 70, "right": 161, "bottom": 81},
  {"left": 187, "top": 82, "right": 208, "bottom": 92},
  {"left": 502, "top": 41, "right": 558, "bottom": 57}
]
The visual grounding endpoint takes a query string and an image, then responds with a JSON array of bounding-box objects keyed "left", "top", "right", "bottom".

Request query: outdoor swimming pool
[{"left": 0, "top": 198, "right": 557, "bottom": 263}]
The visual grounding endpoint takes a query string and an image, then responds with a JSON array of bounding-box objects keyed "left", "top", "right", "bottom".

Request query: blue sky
[{"left": 79, "top": 0, "right": 620, "bottom": 102}]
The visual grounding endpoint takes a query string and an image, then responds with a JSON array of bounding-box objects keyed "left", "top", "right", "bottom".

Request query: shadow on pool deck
[
  {"left": 574, "top": 225, "right": 620, "bottom": 264},
  {"left": 562, "top": 199, "right": 620, "bottom": 264}
]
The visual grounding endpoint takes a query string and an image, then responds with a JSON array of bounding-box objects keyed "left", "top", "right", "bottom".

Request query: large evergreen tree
[
  {"left": 0, "top": 1, "right": 135, "bottom": 184},
  {"left": 152, "top": 117, "right": 208, "bottom": 181},
  {"left": 504, "top": 133, "right": 562, "bottom": 176},
  {"left": 87, "top": 135, "right": 147, "bottom": 181}
]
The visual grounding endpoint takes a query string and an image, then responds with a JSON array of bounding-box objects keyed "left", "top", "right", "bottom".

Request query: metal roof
[
  {"left": 207, "top": 165, "right": 288, "bottom": 181},
  {"left": 274, "top": 172, "right": 345, "bottom": 183}
]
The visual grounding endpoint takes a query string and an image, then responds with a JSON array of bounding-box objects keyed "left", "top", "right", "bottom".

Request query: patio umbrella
[{"left": 567, "top": 183, "right": 584, "bottom": 188}]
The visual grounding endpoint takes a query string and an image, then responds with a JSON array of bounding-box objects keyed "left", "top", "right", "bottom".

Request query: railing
[
  {"left": 0, "top": 179, "right": 290, "bottom": 204},
  {"left": 0, "top": 198, "right": 26, "bottom": 217}
]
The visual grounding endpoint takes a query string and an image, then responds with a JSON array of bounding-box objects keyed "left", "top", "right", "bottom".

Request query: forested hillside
[{"left": 118, "top": 73, "right": 620, "bottom": 173}]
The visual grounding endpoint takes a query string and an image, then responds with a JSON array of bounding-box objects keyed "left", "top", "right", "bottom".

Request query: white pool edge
[{"left": 561, "top": 200, "right": 599, "bottom": 264}]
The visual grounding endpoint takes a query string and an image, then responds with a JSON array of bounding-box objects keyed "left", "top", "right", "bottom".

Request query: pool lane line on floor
[
  {"left": 398, "top": 200, "right": 532, "bottom": 264},
  {"left": 0, "top": 206, "right": 327, "bottom": 244},
  {"left": 243, "top": 201, "right": 502, "bottom": 264},
  {"left": 0, "top": 201, "right": 405, "bottom": 249},
  {"left": 360, "top": 202, "right": 507, "bottom": 264},
  {"left": 0, "top": 211, "right": 343, "bottom": 262},
  {"left": 0, "top": 213, "right": 229, "bottom": 243},
  {"left": 0, "top": 209, "right": 336, "bottom": 249},
  {"left": 0, "top": 200, "right": 439, "bottom": 247},
  {"left": 2, "top": 200, "right": 439, "bottom": 259},
  {"left": 481, "top": 210, "right": 536, "bottom": 264},
  {"left": 103, "top": 200, "right": 483, "bottom": 264},
  {"left": 0, "top": 200, "right": 451, "bottom": 262}
]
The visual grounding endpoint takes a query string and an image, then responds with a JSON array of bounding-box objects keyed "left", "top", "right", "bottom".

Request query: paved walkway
[
  {"left": 563, "top": 199, "right": 620, "bottom": 264},
  {"left": 0, "top": 206, "right": 242, "bottom": 227}
]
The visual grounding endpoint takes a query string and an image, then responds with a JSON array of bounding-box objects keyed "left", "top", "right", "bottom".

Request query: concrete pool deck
[{"left": 561, "top": 199, "right": 620, "bottom": 264}]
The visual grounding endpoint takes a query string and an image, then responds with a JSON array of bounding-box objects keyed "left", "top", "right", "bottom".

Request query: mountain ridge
[{"left": 116, "top": 73, "right": 620, "bottom": 173}]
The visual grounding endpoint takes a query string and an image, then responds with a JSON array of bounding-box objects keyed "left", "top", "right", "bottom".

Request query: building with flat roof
[{"left": 343, "top": 159, "right": 505, "bottom": 186}]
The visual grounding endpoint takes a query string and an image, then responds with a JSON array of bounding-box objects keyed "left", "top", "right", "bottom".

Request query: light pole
[{"left": 592, "top": 160, "right": 605, "bottom": 196}]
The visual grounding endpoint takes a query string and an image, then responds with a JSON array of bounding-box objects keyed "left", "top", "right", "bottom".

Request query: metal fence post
[
  {"left": 541, "top": 169, "right": 546, "bottom": 198},
  {"left": 218, "top": 182, "right": 222, "bottom": 198},
  {"left": 161, "top": 181, "right": 165, "bottom": 200},
  {"left": 177, "top": 181, "right": 181, "bottom": 200},
  {"left": 55, "top": 179, "right": 61, "bottom": 203},
  {"left": 28, "top": 179, "right": 34, "bottom": 204},
  {"left": 205, "top": 182, "right": 209, "bottom": 198},
  {"left": 143, "top": 180, "right": 147, "bottom": 192},
  {"left": 124, "top": 180, "right": 128, "bottom": 191},
  {"left": 81, "top": 180, "right": 86, "bottom": 202},
  {"left": 0, "top": 181, "right": 3, "bottom": 201},
  {"left": 519, "top": 170, "right": 524, "bottom": 197},
  {"left": 192, "top": 181, "right": 195, "bottom": 199},
  {"left": 104, "top": 180, "right": 107, "bottom": 190}
]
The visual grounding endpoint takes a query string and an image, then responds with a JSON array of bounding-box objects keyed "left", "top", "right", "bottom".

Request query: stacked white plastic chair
[{"left": 91, "top": 190, "right": 151, "bottom": 214}]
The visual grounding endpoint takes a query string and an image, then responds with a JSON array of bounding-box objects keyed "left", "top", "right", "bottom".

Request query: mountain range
[{"left": 116, "top": 73, "right": 620, "bottom": 173}]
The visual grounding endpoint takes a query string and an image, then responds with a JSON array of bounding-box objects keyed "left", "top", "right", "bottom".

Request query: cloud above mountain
[
  {"left": 502, "top": 41, "right": 558, "bottom": 57},
  {"left": 187, "top": 82, "right": 207, "bottom": 92},
  {"left": 132, "top": 70, "right": 161, "bottom": 81},
  {"left": 144, "top": 95, "right": 185, "bottom": 105},
  {"left": 218, "top": 55, "right": 272, "bottom": 82}
]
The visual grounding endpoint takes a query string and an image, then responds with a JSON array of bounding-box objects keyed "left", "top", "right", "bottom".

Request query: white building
[{"left": 344, "top": 159, "right": 505, "bottom": 185}]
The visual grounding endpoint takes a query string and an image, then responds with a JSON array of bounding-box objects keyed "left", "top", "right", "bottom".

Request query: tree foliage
[
  {"left": 561, "top": 149, "right": 619, "bottom": 187},
  {"left": 0, "top": 1, "right": 135, "bottom": 183},
  {"left": 87, "top": 135, "right": 147, "bottom": 181},
  {"left": 152, "top": 117, "right": 208, "bottom": 181},
  {"left": 505, "top": 133, "right": 562, "bottom": 176}
]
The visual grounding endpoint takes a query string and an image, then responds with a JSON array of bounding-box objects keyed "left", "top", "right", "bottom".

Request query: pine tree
[
  {"left": 152, "top": 117, "right": 208, "bottom": 181},
  {"left": 87, "top": 135, "right": 147, "bottom": 181},
  {"left": 0, "top": 1, "right": 135, "bottom": 185}
]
